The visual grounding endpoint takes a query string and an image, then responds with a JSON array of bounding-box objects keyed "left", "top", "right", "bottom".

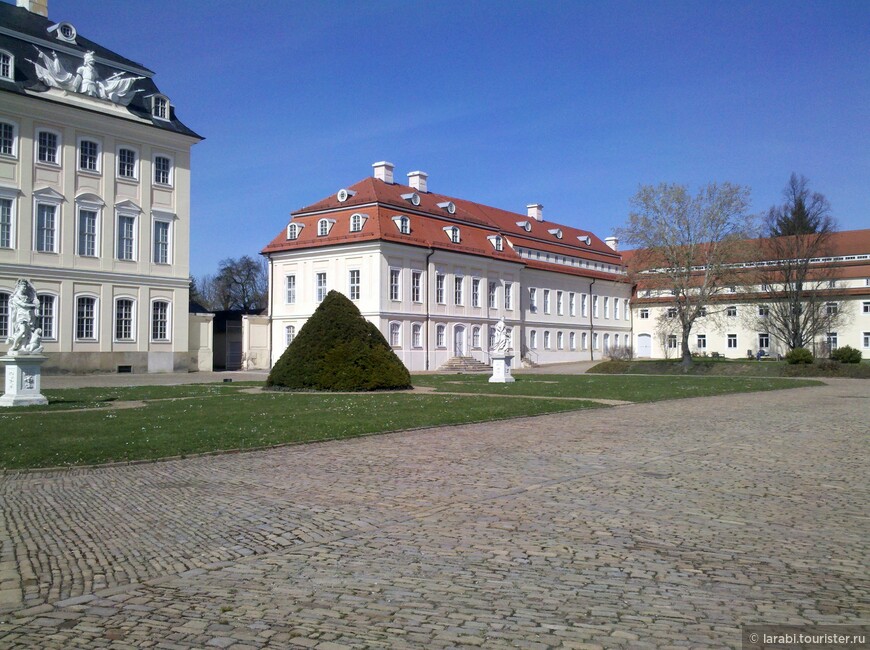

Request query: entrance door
[
  {"left": 637, "top": 333, "right": 652, "bottom": 358},
  {"left": 454, "top": 325, "right": 466, "bottom": 356}
]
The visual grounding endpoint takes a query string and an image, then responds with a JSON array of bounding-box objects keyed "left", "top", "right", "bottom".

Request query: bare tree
[
  {"left": 194, "top": 257, "right": 267, "bottom": 311},
  {"left": 619, "top": 182, "right": 753, "bottom": 365},
  {"left": 747, "top": 174, "right": 842, "bottom": 352}
]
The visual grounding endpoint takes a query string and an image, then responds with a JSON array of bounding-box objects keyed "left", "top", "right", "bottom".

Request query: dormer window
[
  {"left": 286, "top": 222, "right": 304, "bottom": 240},
  {"left": 516, "top": 220, "right": 532, "bottom": 232},
  {"left": 401, "top": 192, "right": 421, "bottom": 206},
  {"left": 0, "top": 51, "right": 13, "bottom": 81},
  {"left": 152, "top": 95, "right": 169, "bottom": 120},
  {"left": 336, "top": 188, "right": 356, "bottom": 203},
  {"left": 50, "top": 22, "right": 78, "bottom": 43},
  {"left": 548, "top": 228, "right": 563, "bottom": 239},
  {"left": 487, "top": 235, "right": 504, "bottom": 251},
  {"left": 392, "top": 215, "right": 410, "bottom": 234},
  {"left": 317, "top": 218, "right": 335, "bottom": 236},
  {"left": 437, "top": 201, "right": 456, "bottom": 214},
  {"left": 577, "top": 235, "right": 591, "bottom": 245},
  {"left": 443, "top": 226, "right": 460, "bottom": 244},
  {"left": 350, "top": 213, "right": 368, "bottom": 233}
]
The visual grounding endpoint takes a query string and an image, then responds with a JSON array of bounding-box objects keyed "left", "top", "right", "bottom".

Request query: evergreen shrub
[
  {"left": 785, "top": 347, "right": 813, "bottom": 364},
  {"left": 267, "top": 290, "right": 412, "bottom": 391},
  {"left": 830, "top": 345, "right": 862, "bottom": 364}
]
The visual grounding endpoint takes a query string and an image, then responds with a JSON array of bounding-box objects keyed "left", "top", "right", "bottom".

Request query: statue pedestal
[
  {"left": 0, "top": 355, "right": 48, "bottom": 407},
  {"left": 489, "top": 353, "right": 515, "bottom": 383}
]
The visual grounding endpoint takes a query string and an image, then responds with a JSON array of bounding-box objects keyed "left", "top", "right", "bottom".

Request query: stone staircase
[{"left": 438, "top": 356, "right": 492, "bottom": 373}]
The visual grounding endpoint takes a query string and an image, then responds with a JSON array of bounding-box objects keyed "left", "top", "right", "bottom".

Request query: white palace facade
[
  {"left": 0, "top": 0, "right": 201, "bottom": 373},
  {"left": 263, "top": 162, "right": 633, "bottom": 371}
]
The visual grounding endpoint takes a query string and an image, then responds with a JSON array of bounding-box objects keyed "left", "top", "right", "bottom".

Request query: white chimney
[
  {"left": 605, "top": 236, "right": 619, "bottom": 251},
  {"left": 372, "top": 161, "right": 394, "bottom": 184},
  {"left": 17, "top": 0, "right": 48, "bottom": 16},
  {"left": 527, "top": 203, "right": 543, "bottom": 222},
  {"left": 407, "top": 171, "right": 428, "bottom": 193}
]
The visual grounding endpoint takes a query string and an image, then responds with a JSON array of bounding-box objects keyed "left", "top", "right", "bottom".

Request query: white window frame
[
  {"left": 76, "top": 206, "right": 100, "bottom": 257},
  {"left": 639, "top": 308, "right": 649, "bottom": 319},
  {"left": 36, "top": 128, "right": 61, "bottom": 166},
  {"left": 454, "top": 275, "right": 464, "bottom": 306},
  {"left": 825, "top": 302, "right": 838, "bottom": 316},
  {"left": 77, "top": 136, "right": 101, "bottom": 174},
  {"left": 350, "top": 213, "right": 367, "bottom": 233},
  {"left": 348, "top": 269, "right": 360, "bottom": 301},
  {"left": 0, "top": 290, "right": 9, "bottom": 339},
  {"left": 505, "top": 282, "right": 513, "bottom": 310},
  {"left": 569, "top": 292, "right": 575, "bottom": 317},
  {"left": 286, "top": 222, "right": 303, "bottom": 240},
  {"left": 436, "top": 324, "right": 446, "bottom": 348},
  {"left": 34, "top": 195, "right": 61, "bottom": 254},
  {"left": 392, "top": 215, "right": 411, "bottom": 234},
  {"left": 411, "top": 271, "right": 422, "bottom": 303},
  {"left": 150, "top": 299, "right": 171, "bottom": 343},
  {"left": 614, "top": 298, "right": 620, "bottom": 320},
  {"left": 727, "top": 334, "right": 738, "bottom": 349},
  {"left": 285, "top": 274, "right": 296, "bottom": 304},
  {"left": 543, "top": 330, "right": 551, "bottom": 349},
  {"left": 471, "top": 278, "right": 481, "bottom": 308},
  {"left": 436, "top": 273, "right": 445, "bottom": 304},
  {"left": 153, "top": 153, "right": 173, "bottom": 187},
  {"left": 726, "top": 305, "right": 737, "bottom": 317},
  {"left": 116, "top": 145, "right": 139, "bottom": 180},
  {"left": 316, "top": 272, "right": 327, "bottom": 302},
  {"left": 152, "top": 94, "right": 170, "bottom": 120},
  {"left": 529, "top": 329, "right": 537, "bottom": 349},
  {"left": 592, "top": 295, "right": 599, "bottom": 318},
  {"left": 862, "top": 331, "right": 870, "bottom": 349},
  {"left": 285, "top": 325, "right": 296, "bottom": 346},
  {"left": 569, "top": 332, "right": 576, "bottom": 350},
  {"left": 758, "top": 332, "right": 770, "bottom": 349},
  {"left": 113, "top": 296, "right": 136, "bottom": 343},
  {"left": 624, "top": 299, "right": 630, "bottom": 321},
  {"left": 543, "top": 289, "right": 550, "bottom": 314},
  {"left": 390, "top": 268, "right": 401, "bottom": 302},
  {"left": 697, "top": 334, "right": 707, "bottom": 349},
  {"left": 593, "top": 332, "right": 599, "bottom": 349},
  {"left": 604, "top": 296, "right": 610, "bottom": 319},
  {"left": 557, "top": 291, "right": 564, "bottom": 316},
  {"left": 74, "top": 294, "right": 99, "bottom": 342},
  {"left": 581, "top": 332, "right": 588, "bottom": 350},
  {"left": 472, "top": 325, "right": 481, "bottom": 349},
  {"left": 0, "top": 50, "right": 13, "bottom": 81},
  {"left": 36, "top": 292, "right": 58, "bottom": 341},
  {"left": 317, "top": 218, "right": 335, "bottom": 236},
  {"left": 412, "top": 323, "right": 422, "bottom": 348},
  {"left": 529, "top": 287, "right": 537, "bottom": 312},
  {"left": 0, "top": 119, "right": 17, "bottom": 158},
  {"left": 603, "top": 333, "right": 610, "bottom": 352},
  {"left": 152, "top": 217, "right": 173, "bottom": 265},
  {"left": 667, "top": 334, "right": 678, "bottom": 349},
  {"left": 581, "top": 293, "right": 588, "bottom": 318},
  {"left": 557, "top": 331, "right": 564, "bottom": 349},
  {"left": 489, "top": 281, "right": 497, "bottom": 309},
  {"left": 443, "top": 225, "right": 460, "bottom": 243},
  {"left": 389, "top": 321, "right": 401, "bottom": 348},
  {"left": 863, "top": 301, "right": 870, "bottom": 315},
  {"left": 0, "top": 187, "right": 18, "bottom": 249},
  {"left": 116, "top": 208, "right": 139, "bottom": 261},
  {"left": 826, "top": 332, "right": 838, "bottom": 350}
]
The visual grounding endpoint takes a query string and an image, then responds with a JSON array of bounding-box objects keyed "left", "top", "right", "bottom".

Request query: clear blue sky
[{"left": 44, "top": 0, "right": 870, "bottom": 277}]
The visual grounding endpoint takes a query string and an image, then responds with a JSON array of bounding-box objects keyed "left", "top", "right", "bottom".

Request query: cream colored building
[
  {"left": 629, "top": 229, "right": 870, "bottom": 360},
  {"left": 0, "top": 0, "right": 201, "bottom": 372},
  {"left": 263, "top": 162, "right": 632, "bottom": 371}
]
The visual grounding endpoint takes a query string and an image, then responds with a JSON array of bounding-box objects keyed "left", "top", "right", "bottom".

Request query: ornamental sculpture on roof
[{"left": 28, "top": 47, "right": 143, "bottom": 106}]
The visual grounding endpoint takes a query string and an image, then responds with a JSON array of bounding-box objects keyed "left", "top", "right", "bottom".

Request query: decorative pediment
[
  {"left": 152, "top": 209, "right": 178, "bottom": 221},
  {"left": 32, "top": 187, "right": 66, "bottom": 202},
  {"left": 75, "top": 192, "right": 105, "bottom": 207},
  {"left": 0, "top": 185, "right": 24, "bottom": 200},
  {"left": 115, "top": 199, "right": 142, "bottom": 213}
]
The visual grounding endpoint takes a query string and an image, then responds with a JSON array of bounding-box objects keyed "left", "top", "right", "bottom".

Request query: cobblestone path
[{"left": 0, "top": 380, "right": 867, "bottom": 648}]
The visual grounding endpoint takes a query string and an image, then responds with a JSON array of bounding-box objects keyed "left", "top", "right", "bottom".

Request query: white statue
[
  {"left": 491, "top": 317, "right": 510, "bottom": 354},
  {"left": 29, "top": 47, "right": 143, "bottom": 106},
  {"left": 5, "top": 279, "right": 42, "bottom": 356}
]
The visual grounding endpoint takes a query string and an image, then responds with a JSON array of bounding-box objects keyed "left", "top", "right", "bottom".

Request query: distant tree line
[{"left": 190, "top": 255, "right": 267, "bottom": 311}]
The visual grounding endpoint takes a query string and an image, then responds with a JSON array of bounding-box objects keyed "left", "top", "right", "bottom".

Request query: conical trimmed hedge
[{"left": 267, "top": 290, "right": 412, "bottom": 391}]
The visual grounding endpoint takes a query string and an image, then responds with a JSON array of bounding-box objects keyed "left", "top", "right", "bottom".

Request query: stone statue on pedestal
[{"left": 5, "top": 279, "right": 43, "bottom": 356}]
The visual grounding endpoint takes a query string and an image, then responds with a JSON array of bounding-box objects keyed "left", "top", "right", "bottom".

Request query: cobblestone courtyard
[{"left": 1, "top": 379, "right": 867, "bottom": 648}]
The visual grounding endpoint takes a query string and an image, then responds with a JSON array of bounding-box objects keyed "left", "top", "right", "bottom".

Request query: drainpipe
[
  {"left": 425, "top": 248, "right": 435, "bottom": 370},
  {"left": 588, "top": 278, "right": 596, "bottom": 361}
]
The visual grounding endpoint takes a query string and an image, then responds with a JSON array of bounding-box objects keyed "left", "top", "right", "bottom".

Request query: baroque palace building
[
  {"left": 263, "top": 161, "right": 632, "bottom": 371},
  {"left": 0, "top": 0, "right": 201, "bottom": 372}
]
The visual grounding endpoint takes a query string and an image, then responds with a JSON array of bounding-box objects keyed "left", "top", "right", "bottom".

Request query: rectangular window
[
  {"left": 115, "top": 299, "right": 134, "bottom": 341},
  {"left": 118, "top": 148, "right": 137, "bottom": 178},
  {"left": 36, "top": 204, "right": 57, "bottom": 252},
  {"left": 569, "top": 332, "right": 576, "bottom": 350},
  {"left": 488, "top": 281, "right": 497, "bottom": 309},
  {"left": 592, "top": 332, "right": 599, "bottom": 349},
  {"left": 349, "top": 270, "right": 360, "bottom": 300},
  {"left": 697, "top": 334, "right": 707, "bottom": 349},
  {"left": 117, "top": 214, "right": 136, "bottom": 260},
  {"left": 640, "top": 308, "right": 649, "bottom": 319},
  {"left": 505, "top": 282, "right": 513, "bottom": 310},
  {"left": 154, "top": 156, "right": 172, "bottom": 185},
  {"left": 77, "top": 209, "right": 97, "bottom": 257},
  {"left": 826, "top": 302, "right": 838, "bottom": 316},
  {"left": 863, "top": 301, "right": 870, "bottom": 314},
  {"left": 758, "top": 333, "right": 770, "bottom": 349},
  {"left": 557, "top": 331, "right": 564, "bottom": 349},
  {"left": 625, "top": 299, "right": 630, "bottom": 321},
  {"left": 581, "top": 332, "right": 588, "bottom": 350},
  {"left": 389, "top": 322, "right": 400, "bottom": 347},
  {"left": 390, "top": 268, "right": 400, "bottom": 301},
  {"left": 37, "top": 131, "right": 58, "bottom": 164},
  {"left": 614, "top": 298, "right": 620, "bottom": 320},
  {"left": 726, "top": 306, "right": 737, "bottom": 317},
  {"left": 604, "top": 296, "right": 610, "bottom": 319},
  {"left": 667, "top": 307, "right": 677, "bottom": 319},
  {"left": 412, "top": 324, "right": 422, "bottom": 348},
  {"left": 0, "top": 198, "right": 11, "bottom": 248},
  {"left": 529, "top": 288, "right": 537, "bottom": 311},
  {"left": 286, "top": 275, "right": 296, "bottom": 303},
  {"left": 412, "top": 271, "right": 422, "bottom": 303},
  {"left": 153, "top": 220, "right": 170, "bottom": 264},
  {"left": 543, "top": 290, "right": 550, "bottom": 314},
  {"left": 79, "top": 139, "right": 100, "bottom": 172},
  {"left": 557, "top": 291, "right": 564, "bottom": 316},
  {"left": 569, "top": 292, "right": 575, "bottom": 317},
  {"left": 826, "top": 332, "right": 838, "bottom": 350},
  {"left": 544, "top": 331, "right": 551, "bottom": 349},
  {"left": 593, "top": 295, "right": 599, "bottom": 318},
  {"left": 529, "top": 330, "right": 537, "bottom": 349},
  {"left": 436, "top": 274, "right": 445, "bottom": 304},
  {"left": 316, "top": 272, "right": 327, "bottom": 302},
  {"left": 151, "top": 302, "right": 169, "bottom": 341},
  {"left": 472, "top": 279, "right": 481, "bottom": 308},
  {"left": 581, "top": 294, "right": 587, "bottom": 318},
  {"left": 863, "top": 332, "right": 870, "bottom": 349},
  {"left": 667, "top": 335, "right": 677, "bottom": 349},
  {"left": 727, "top": 334, "right": 737, "bottom": 349},
  {"left": 436, "top": 324, "right": 445, "bottom": 348},
  {"left": 454, "top": 276, "right": 464, "bottom": 306},
  {"left": 76, "top": 296, "right": 96, "bottom": 340},
  {"left": 37, "top": 294, "right": 55, "bottom": 339},
  {"left": 0, "top": 122, "right": 14, "bottom": 156},
  {"left": 0, "top": 292, "right": 7, "bottom": 338},
  {"left": 759, "top": 305, "right": 770, "bottom": 317}
]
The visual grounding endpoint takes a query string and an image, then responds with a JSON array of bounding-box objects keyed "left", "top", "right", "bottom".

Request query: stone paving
[{"left": 0, "top": 379, "right": 867, "bottom": 648}]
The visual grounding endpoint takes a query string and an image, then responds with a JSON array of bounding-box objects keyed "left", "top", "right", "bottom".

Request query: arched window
[
  {"left": 529, "top": 329, "right": 537, "bottom": 349},
  {"left": 152, "top": 95, "right": 169, "bottom": 120},
  {"left": 603, "top": 333, "right": 610, "bottom": 352},
  {"left": 472, "top": 326, "right": 481, "bottom": 349},
  {"left": 151, "top": 300, "right": 171, "bottom": 342},
  {"left": 392, "top": 215, "right": 410, "bottom": 234},
  {"left": 37, "top": 293, "right": 56, "bottom": 340},
  {"left": 350, "top": 213, "right": 364, "bottom": 232},
  {"left": 317, "top": 218, "right": 334, "bottom": 236},
  {"left": 436, "top": 324, "right": 446, "bottom": 348},
  {"left": 113, "top": 297, "right": 136, "bottom": 342},
  {"left": 286, "top": 223, "right": 301, "bottom": 240},
  {"left": 557, "top": 331, "right": 564, "bottom": 349},
  {"left": 412, "top": 323, "right": 422, "bottom": 348},
  {"left": 389, "top": 322, "right": 401, "bottom": 347},
  {"left": 581, "top": 332, "right": 588, "bottom": 350},
  {"left": 569, "top": 332, "right": 576, "bottom": 350},
  {"left": 445, "top": 226, "right": 460, "bottom": 243},
  {"left": 285, "top": 325, "right": 295, "bottom": 346},
  {"left": 75, "top": 295, "right": 98, "bottom": 341}
]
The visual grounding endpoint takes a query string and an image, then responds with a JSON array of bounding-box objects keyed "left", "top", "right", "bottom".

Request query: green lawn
[
  {"left": 0, "top": 374, "right": 821, "bottom": 470},
  {"left": 413, "top": 373, "right": 821, "bottom": 401},
  {"left": 589, "top": 359, "right": 870, "bottom": 378}
]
